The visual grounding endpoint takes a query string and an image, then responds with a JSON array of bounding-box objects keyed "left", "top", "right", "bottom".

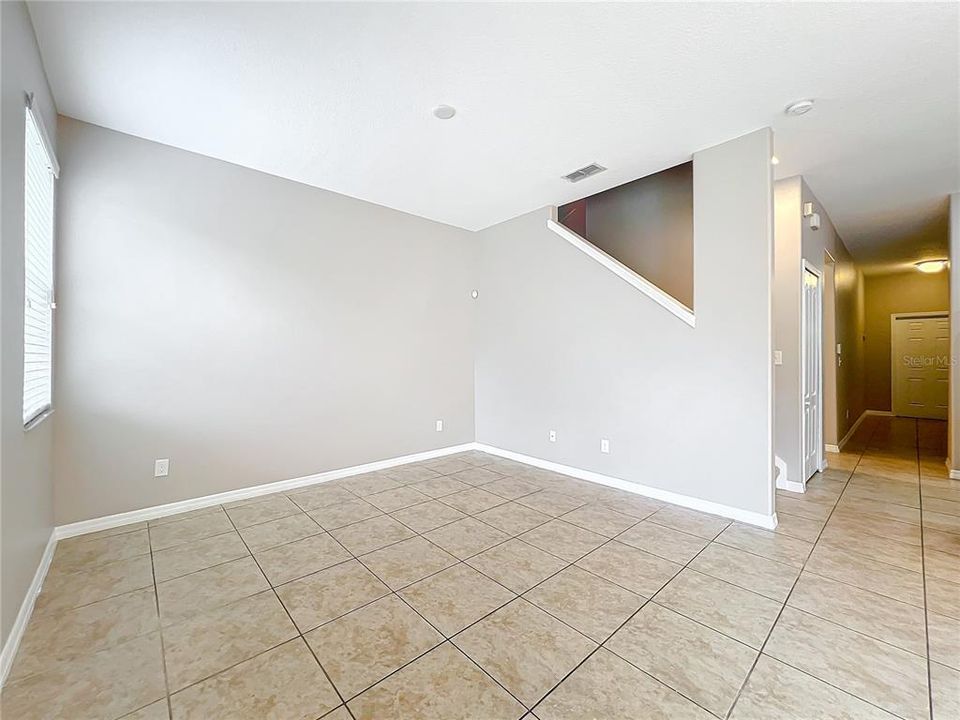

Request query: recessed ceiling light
[
  {"left": 915, "top": 259, "right": 948, "bottom": 273},
  {"left": 771, "top": 155, "right": 780, "bottom": 165},
  {"left": 784, "top": 99, "right": 815, "bottom": 116},
  {"left": 433, "top": 105, "right": 456, "bottom": 120}
]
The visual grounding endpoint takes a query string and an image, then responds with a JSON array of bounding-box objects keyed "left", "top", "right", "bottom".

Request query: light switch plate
[{"left": 773, "top": 350, "right": 783, "bottom": 366}]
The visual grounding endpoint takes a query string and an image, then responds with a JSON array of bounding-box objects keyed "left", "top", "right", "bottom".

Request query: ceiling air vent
[{"left": 562, "top": 163, "right": 607, "bottom": 183}]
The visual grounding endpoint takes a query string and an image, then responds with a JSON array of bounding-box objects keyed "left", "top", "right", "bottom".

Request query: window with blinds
[{"left": 23, "top": 106, "right": 57, "bottom": 426}]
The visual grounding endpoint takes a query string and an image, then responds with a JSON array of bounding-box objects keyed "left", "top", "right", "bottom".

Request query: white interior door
[
  {"left": 892, "top": 314, "right": 949, "bottom": 420},
  {"left": 801, "top": 267, "right": 823, "bottom": 481}
]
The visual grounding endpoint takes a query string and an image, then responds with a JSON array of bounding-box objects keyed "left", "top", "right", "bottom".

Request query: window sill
[{"left": 24, "top": 408, "right": 54, "bottom": 432}]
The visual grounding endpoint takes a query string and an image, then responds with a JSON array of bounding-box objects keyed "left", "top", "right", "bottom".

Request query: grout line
[
  {"left": 146, "top": 518, "right": 175, "bottom": 720},
  {"left": 916, "top": 420, "right": 935, "bottom": 720},
  {"left": 720, "top": 422, "right": 870, "bottom": 719},
  {"left": 219, "top": 506, "right": 359, "bottom": 720}
]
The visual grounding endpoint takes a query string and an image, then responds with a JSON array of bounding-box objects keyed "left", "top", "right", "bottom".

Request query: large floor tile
[
  {"left": 787, "top": 571, "right": 927, "bottom": 656},
  {"left": 764, "top": 607, "right": 929, "bottom": 720},
  {"left": 646, "top": 505, "right": 730, "bottom": 539},
  {"left": 774, "top": 507, "right": 824, "bottom": 542},
  {"left": 524, "top": 565, "right": 644, "bottom": 642},
  {"left": 308, "top": 497, "right": 382, "bottom": 530},
  {"left": 598, "top": 493, "right": 663, "bottom": 520},
  {"left": 928, "top": 611, "right": 960, "bottom": 670},
  {"left": 51, "top": 529, "right": 151, "bottom": 572},
  {"left": 576, "top": 541, "right": 681, "bottom": 597},
  {"left": 287, "top": 484, "right": 356, "bottom": 512},
  {"left": 150, "top": 512, "right": 235, "bottom": 550},
  {"left": 340, "top": 472, "right": 402, "bottom": 496},
  {"left": 359, "top": 535, "right": 457, "bottom": 590},
  {"left": 442, "top": 487, "right": 509, "bottom": 514},
  {"left": 715, "top": 523, "right": 812, "bottom": 567},
  {"left": 400, "top": 563, "right": 515, "bottom": 636},
  {"left": 34, "top": 553, "right": 154, "bottom": 613},
  {"left": 615, "top": 520, "right": 709, "bottom": 564},
  {"left": 390, "top": 499, "right": 467, "bottom": 533},
  {"left": 475, "top": 502, "right": 552, "bottom": 535},
  {"left": 931, "top": 662, "right": 959, "bottom": 720},
  {"left": 606, "top": 602, "right": 757, "bottom": 717},
  {"left": 224, "top": 495, "right": 301, "bottom": 529},
  {"left": 275, "top": 559, "right": 389, "bottom": 632},
  {"left": 559, "top": 503, "right": 638, "bottom": 537},
  {"left": 238, "top": 512, "right": 322, "bottom": 551},
  {"left": 157, "top": 556, "right": 269, "bottom": 624},
  {"left": 453, "top": 599, "right": 596, "bottom": 707},
  {"left": 534, "top": 648, "right": 713, "bottom": 720},
  {"left": 447, "top": 465, "right": 504, "bottom": 485},
  {"left": 926, "top": 575, "right": 960, "bottom": 619},
  {"left": 383, "top": 463, "right": 443, "bottom": 484},
  {"left": 467, "top": 538, "right": 568, "bottom": 593},
  {"left": 152, "top": 531, "right": 249, "bottom": 582},
  {"left": 520, "top": 519, "right": 606, "bottom": 562},
  {"left": 817, "top": 524, "right": 923, "bottom": 572},
  {"left": 803, "top": 543, "right": 925, "bottom": 607},
  {"left": 482, "top": 475, "right": 543, "bottom": 500},
  {"left": 305, "top": 594, "right": 443, "bottom": 698},
  {"left": 425, "top": 516, "right": 510, "bottom": 559},
  {"left": 411, "top": 474, "right": 471, "bottom": 498},
  {"left": 163, "top": 590, "right": 297, "bottom": 690},
  {"left": 728, "top": 654, "right": 899, "bottom": 720},
  {"left": 365, "top": 485, "right": 431, "bottom": 513},
  {"left": 1, "top": 632, "right": 166, "bottom": 720},
  {"left": 9, "top": 587, "right": 159, "bottom": 682},
  {"left": 254, "top": 532, "right": 352, "bottom": 585},
  {"left": 516, "top": 490, "right": 587, "bottom": 517},
  {"left": 170, "top": 639, "right": 340, "bottom": 720},
  {"left": 348, "top": 642, "right": 525, "bottom": 720},
  {"left": 654, "top": 568, "right": 781, "bottom": 648},
  {"left": 330, "top": 514, "right": 415, "bottom": 555}
]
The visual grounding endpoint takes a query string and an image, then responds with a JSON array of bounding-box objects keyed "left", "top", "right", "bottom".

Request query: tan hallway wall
[{"left": 864, "top": 270, "right": 950, "bottom": 412}]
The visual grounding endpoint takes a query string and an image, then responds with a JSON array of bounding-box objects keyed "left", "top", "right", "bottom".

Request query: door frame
[
  {"left": 890, "top": 311, "right": 949, "bottom": 418},
  {"left": 801, "top": 260, "right": 825, "bottom": 480}
]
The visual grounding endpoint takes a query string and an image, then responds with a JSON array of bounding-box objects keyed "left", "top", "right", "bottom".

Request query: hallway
[{"left": 767, "top": 414, "right": 958, "bottom": 719}]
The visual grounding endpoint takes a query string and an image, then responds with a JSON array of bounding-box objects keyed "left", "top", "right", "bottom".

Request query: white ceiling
[{"left": 28, "top": 2, "right": 959, "bottom": 268}]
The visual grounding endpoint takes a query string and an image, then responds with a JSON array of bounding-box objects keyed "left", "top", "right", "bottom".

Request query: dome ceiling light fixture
[
  {"left": 784, "top": 99, "right": 815, "bottom": 116},
  {"left": 915, "top": 259, "right": 948, "bottom": 274},
  {"left": 433, "top": 105, "right": 456, "bottom": 120}
]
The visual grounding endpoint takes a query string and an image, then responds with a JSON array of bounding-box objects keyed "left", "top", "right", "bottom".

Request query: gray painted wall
[
  {"left": 53, "top": 118, "right": 476, "bottom": 524},
  {"left": 0, "top": 0, "right": 58, "bottom": 645},
  {"left": 475, "top": 130, "right": 774, "bottom": 518},
  {"left": 773, "top": 176, "right": 864, "bottom": 486},
  {"left": 584, "top": 162, "right": 694, "bottom": 309}
]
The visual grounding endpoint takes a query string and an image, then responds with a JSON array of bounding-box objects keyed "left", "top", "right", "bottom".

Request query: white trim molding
[
  {"left": 56, "top": 443, "right": 475, "bottom": 540},
  {"left": 774, "top": 455, "right": 805, "bottom": 493},
  {"left": 0, "top": 531, "right": 57, "bottom": 686},
  {"left": 476, "top": 443, "right": 777, "bottom": 529},
  {"left": 545, "top": 219, "right": 696, "bottom": 328}
]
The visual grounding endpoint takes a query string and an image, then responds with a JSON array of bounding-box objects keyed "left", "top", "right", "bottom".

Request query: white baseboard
[
  {"left": 950, "top": 467, "right": 960, "bottom": 481},
  {"left": 475, "top": 443, "right": 777, "bottom": 530},
  {"left": 0, "top": 530, "right": 57, "bottom": 687},
  {"left": 56, "top": 443, "right": 475, "bottom": 540},
  {"left": 824, "top": 443, "right": 841, "bottom": 453},
  {"left": 774, "top": 455, "right": 806, "bottom": 493}
]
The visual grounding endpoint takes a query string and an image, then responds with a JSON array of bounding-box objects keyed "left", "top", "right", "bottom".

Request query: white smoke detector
[{"left": 433, "top": 105, "right": 456, "bottom": 120}]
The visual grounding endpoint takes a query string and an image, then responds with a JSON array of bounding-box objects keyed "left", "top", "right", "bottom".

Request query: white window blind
[{"left": 23, "top": 105, "right": 57, "bottom": 426}]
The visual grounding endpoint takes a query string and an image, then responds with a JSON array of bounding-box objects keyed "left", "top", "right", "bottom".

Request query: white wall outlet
[
  {"left": 773, "top": 350, "right": 783, "bottom": 366},
  {"left": 549, "top": 430, "right": 557, "bottom": 442},
  {"left": 435, "top": 419, "right": 443, "bottom": 432},
  {"left": 600, "top": 438, "right": 610, "bottom": 454},
  {"left": 154, "top": 459, "right": 169, "bottom": 478}
]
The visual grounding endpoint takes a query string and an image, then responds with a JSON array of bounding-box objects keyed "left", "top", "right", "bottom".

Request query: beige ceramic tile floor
[{"left": 3, "top": 415, "right": 957, "bottom": 719}]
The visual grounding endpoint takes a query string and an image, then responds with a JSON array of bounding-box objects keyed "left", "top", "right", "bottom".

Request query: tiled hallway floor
[{"left": 3, "top": 416, "right": 958, "bottom": 719}]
